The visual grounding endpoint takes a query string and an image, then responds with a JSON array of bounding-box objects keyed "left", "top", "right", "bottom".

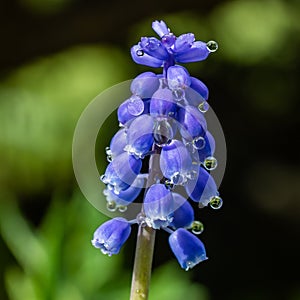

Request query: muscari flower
[{"left": 93, "top": 19, "right": 221, "bottom": 271}]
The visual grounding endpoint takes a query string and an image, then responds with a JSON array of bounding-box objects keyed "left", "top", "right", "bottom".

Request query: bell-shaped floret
[
  {"left": 169, "top": 228, "right": 207, "bottom": 270},
  {"left": 108, "top": 128, "right": 127, "bottom": 159},
  {"left": 170, "top": 193, "right": 194, "bottom": 229},
  {"left": 144, "top": 183, "right": 174, "bottom": 229},
  {"left": 160, "top": 140, "right": 192, "bottom": 185},
  {"left": 118, "top": 95, "right": 145, "bottom": 126},
  {"left": 130, "top": 72, "right": 160, "bottom": 99},
  {"left": 104, "top": 176, "right": 144, "bottom": 206},
  {"left": 150, "top": 88, "right": 177, "bottom": 118},
  {"left": 174, "top": 41, "right": 210, "bottom": 63},
  {"left": 185, "top": 166, "right": 218, "bottom": 206},
  {"left": 131, "top": 45, "right": 164, "bottom": 68},
  {"left": 197, "top": 131, "right": 215, "bottom": 163},
  {"left": 91, "top": 217, "right": 131, "bottom": 256},
  {"left": 102, "top": 152, "right": 142, "bottom": 193},
  {"left": 125, "top": 114, "right": 154, "bottom": 158},
  {"left": 167, "top": 65, "right": 191, "bottom": 91},
  {"left": 177, "top": 105, "right": 207, "bottom": 140},
  {"left": 185, "top": 77, "right": 209, "bottom": 106}
]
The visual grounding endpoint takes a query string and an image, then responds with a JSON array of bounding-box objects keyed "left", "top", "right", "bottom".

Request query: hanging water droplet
[
  {"left": 100, "top": 174, "right": 106, "bottom": 183},
  {"left": 137, "top": 213, "right": 147, "bottom": 227},
  {"left": 209, "top": 195, "right": 223, "bottom": 209},
  {"left": 106, "top": 201, "right": 117, "bottom": 212},
  {"left": 193, "top": 136, "right": 206, "bottom": 150},
  {"left": 198, "top": 101, "right": 209, "bottom": 113},
  {"left": 153, "top": 119, "right": 173, "bottom": 147},
  {"left": 105, "top": 146, "right": 112, "bottom": 155},
  {"left": 191, "top": 220, "right": 204, "bottom": 234},
  {"left": 204, "top": 156, "right": 218, "bottom": 170},
  {"left": 172, "top": 88, "right": 185, "bottom": 101},
  {"left": 206, "top": 40, "right": 218, "bottom": 52},
  {"left": 107, "top": 155, "right": 112, "bottom": 162},
  {"left": 164, "top": 179, "right": 174, "bottom": 190},
  {"left": 127, "top": 95, "right": 144, "bottom": 116},
  {"left": 171, "top": 172, "right": 184, "bottom": 185},
  {"left": 136, "top": 49, "right": 144, "bottom": 56},
  {"left": 187, "top": 170, "right": 197, "bottom": 180},
  {"left": 118, "top": 205, "right": 127, "bottom": 213}
]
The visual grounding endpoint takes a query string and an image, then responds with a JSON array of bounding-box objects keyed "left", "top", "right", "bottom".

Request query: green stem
[
  {"left": 130, "top": 145, "right": 162, "bottom": 300},
  {"left": 129, "top": 225, "right": 156, "bottom": 300}
]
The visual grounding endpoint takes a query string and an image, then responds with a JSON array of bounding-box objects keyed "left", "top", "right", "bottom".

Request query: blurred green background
[{"left": 0, "top": 0, "right": 300, "bottom": 299}]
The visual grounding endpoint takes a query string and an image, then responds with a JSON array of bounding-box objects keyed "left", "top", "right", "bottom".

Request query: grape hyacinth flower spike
[{"left": 90, "top": 20, "right": 223, "bottom": 300}]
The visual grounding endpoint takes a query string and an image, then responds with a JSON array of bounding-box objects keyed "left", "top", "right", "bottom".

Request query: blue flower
[
  {"left": 144, "top": 183, "right": 174, "bottom": 229},
  {"left": 130, "top": 72, "right": 160, "bottom": 99},
  {"left": 92, "top": 217, "right": 131, "bottom": 256},
  {"left": 169, "top": 228, "right": 207, "bottom": 270},
  {"left": 131, "top": 20, "right": 211, "bottom": 68},
  {"left": 150, "top": 88, "right": 177, "bottom": 118}
]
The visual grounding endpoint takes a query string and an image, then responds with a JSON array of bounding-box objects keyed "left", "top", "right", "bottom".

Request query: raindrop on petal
[
  {"left": 137, "top": 213, "right": 147, "bottom": 227},
  {"left": 118, "top": 205, "right": 128, "bottom": 213},
  {"left": 209, "top": 195, "right": 223, "bottom": 209},
  {"left": 206, "top": 41, "right": 218, "bottom": 53},
  {"left": 127, "top": 95, "right": 144, "bottom": 116},
  {"left": 136, "top": 49, "right": 144, "bottom": 56},
  {"left": 172, "top": 89, "right": 185, "bottom": 101},
  {"left": 193, "top": 136, "right": 206, "bottom": 150},
  {"left": 204, "top": 156, "right": 218, "bottom": 170},
  {"left": 153, "top": 119, "right": 173, "bottom": 147},
  {"left": 107, "top": 201, "right": 117, "bottom": 212},
  {"left": 198, "top": 101, "right": 209, "bottom": 113}
]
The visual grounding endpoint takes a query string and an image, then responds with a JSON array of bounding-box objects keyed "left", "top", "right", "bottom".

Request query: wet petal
[
  {"left": 167, "top": 65, "right": 191, "bottom": 90},
  {"left": 91, "top": 217, "right": 131, "bottom": 256},
  {"left": 173, "top": 33, "right": 195, "bottom": 53},
  {"left": 175, "top": 41, "right": 210, "bottom": 63},
  {"left": 160, "top": 140, "right": 192, "bottom": 184},
  {"left": 131, "top": 45, "right": 164, "bottom": 68},
  {"left": 109, "top": 128, "right": 127, "bottom": 158},
  {"left": 125, "top": 114, "right": 154, "bottom": 158},
  {"left": 197, "top": 131, "right": 215, "bottom": 162},
  {"left": 169, "top": 228, "right": 207, "bottom": 270},
  {"left": 152, "top": 20, "right": 170, "bottom": 37},
  {"left": 139, "top": 37, "right": 169, "bottom": 61},
  {"left": 185, "top": 166, "right": 218, "bottom": 205},
  {"left": 150, "top": 88, "right": 177, "bottom": 118},
  {"left": 118, "top": 95, "right": 145, "bottom": 125},
  {"left": 130, "top": 72, "right": 160, "bottom": 99},
  {"left": 170, "top": 193, "right": 194, "bottom": 229},
  {"left": 144, "top": 183, "right": 174, "bottom": 229}
]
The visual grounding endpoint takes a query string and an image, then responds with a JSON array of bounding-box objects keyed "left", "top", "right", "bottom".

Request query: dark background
[{"left": 0, "top": 0, "right": 300, "bottom": 299}]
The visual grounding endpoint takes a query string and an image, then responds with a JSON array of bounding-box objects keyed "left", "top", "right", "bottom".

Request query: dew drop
[
  {"left": 172, "top": 88, "right": 185, "bottom": 101},
  {"left": 209, "top": 195, "right": 223, "bottom": 209},
  {"left": 206, "top": 40, "right": 218, "bottom": 52},
  {"left": 100, "top": 174, "right": 106, "bottom": 183},
  {"left": 136, "top": 49, "right": 144, "bottom": 56},
  {"left": 193, "top": 136, "right": 206, "bottom": 150},
  {"left": 171, "top": 172, "right": 185, "bottom": 185},
  {"left": 137, "top": 213, "right": 147, "bottom": 227},
  {"left": 127, "top": 95, "right": 144, "bottom": 116},
  {"left": 164, "top": 180, "right": 174, "bottom": 190},
  {"left": 107, "top": 155, "right": 112, "bottom": 162},
  {"left": 106, "top": 201, "right": 117, "bottom": 212},
  {"left": 191, "top": 220, "right": 204, "bottom": 234},
  {"left": 105, "top": 146, "right": 112, "bottom": 155},
  {"left": 204, "top": 156, "right": 218, "bottom": 170},
  {"left": 118, "top": 205, "right": 127, "bottom": 213},
  {"left": 153, "top": 119, "right": 173, "bottom": 147},
  {"left": 198, "top": 101, "right": 209, "bottom": 113}
]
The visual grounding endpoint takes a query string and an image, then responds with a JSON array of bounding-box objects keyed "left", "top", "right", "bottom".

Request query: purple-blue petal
[
  {"left": 175, "top": 41, "right": 210, "bottom": 63},
  {"left": 144, "top": 183, "right": 174, "bottom": 229},
  {"left": 173, "top": 33, "right": 195, "bottom": 53},
  {"left": 150, "top": 88, "right": 178, "bottom": 118},
  {"left": 169, "top": 228, "right": 207, "bottom": 270},
  {"left": 91, "top": 217, "right": 131, "bottom": 256},
  {"left": 103, "top": 152, "right": 142, "bottom": 192},
  {"left": 197, "top": 131, "right": 215, "bottom": 163},
  {"left": 160, "top": 140, "right": 192, "bottom": 184},
  {"left": 170, "top": 193, "right": 194, "bottom": 229},
  {"left": 177, "top": 105, "right": 207, "bottom": 140},
  {"left": 152, "top": 20, "right": 170, "bottom": 37},
  {"left": 185, "top": 166, "right": 218, "bottom": 205},
  {"left": 131, "top": 45, "right": 164, "bottom": 68},
  {"left": 126, "top": 114, "right": 154, "bottom": 158},
  {"left": 139, "top": 37, "right": 169, "bottom": 61},
  {"left": 109, "top": 128, "right": 127, "bottom": 158},
  {"left": 167, "top": 65, "right": 191, "bottom": 90},
  {"left": 130, "top": 72, "right": 160, "bottom": 99}
]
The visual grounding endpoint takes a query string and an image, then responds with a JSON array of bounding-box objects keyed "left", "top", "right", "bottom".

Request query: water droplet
[
  {"left": 172, "top": 88, "right": 185, "bottom": 101},
  {"left": 204, "top": 156, "right": 218, "bottom": 170},
  {"left": 191, "top": 220, "right": 204, "bottom": 234},
  {"left": 209, "top": 195, "right": 223, "bottom": 209},
  {"left": 137, "top": 213, "right": 147, "bottom": 227},
  {"left": 171, "top": 172, "right": 184, "bottom": 185},
  {"left": 107, "top": 155, "right": 112, "bottom": 162},
  {"left": 106, "top": 201, "right": 117, "bottom": 212},
  {"left": 100, "top": 174, "right": 106, "bottom": 183},
  {"left": 118, "top": 205, "right": 127, "bottom": 213},
  {"left": 193, "top": 136, "right": 206, "bottom": 150},
  {"left": 153, "top": 119, "right": 173, "bottom": 147},
  {"left": 164, "top": 179, "right": 174, "bottom": 190},
  {"left": 105, "top": 146, "right": 112, "bottom": 155},
  {"left": 187, "top": 170, "right": 197, "bottom": 180},
  {"left": 198, "top": 101, "right": 209, "bottom": 113},
  {"left": 136, "top": 49, "right": 144, "bottom": 56},
  {"left": 135, "top": 289, "right": 146, "bottom": 298},
  {"left": 206, "top": 40, "right": 218, "bottom": 52},
  {"left": 127, "top": 95, "right": 144, "bottom": 116}
]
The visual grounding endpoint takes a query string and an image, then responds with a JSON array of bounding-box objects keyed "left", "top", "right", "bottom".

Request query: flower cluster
[{"left": 92, "top": 20, "right": 222, "bottom": 270}]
